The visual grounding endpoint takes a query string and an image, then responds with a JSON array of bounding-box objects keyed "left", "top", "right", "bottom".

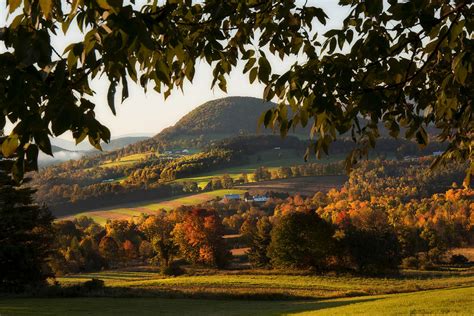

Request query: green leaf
[
  {"left": 1, "top": 134, "right": 19, "bottom": 157},
  {"left": 258, "top": 57, "right": 271, "bottom": 83},
  {"left": 121, "top": 74, "right": 129, "bottom": 102},
  {"left": 108, "top": 80, "right": 117, "bottom": 115},
  {"left": 249, "top": 67, "right": 258, "bottom": 84},
  {"left": 415, "top": 128, "right": 428, "bottom": 147},
  {"left": 35, "top": 133, "right": 53, "bottom": 156},
  {"left": 243, "top": 58, "right": 256, "bottom": 74},
  {"left": 263, "top": 109, "right": 274, "bottom": 127},
  {"left": 25, "top": 144, "right": 39, "bottom": 171},
  {"left": 346, "top": 29, "right": 353, "bottom": 44},
  {"left": 366, "top": 0, "right": 383, "bottom": 15}
]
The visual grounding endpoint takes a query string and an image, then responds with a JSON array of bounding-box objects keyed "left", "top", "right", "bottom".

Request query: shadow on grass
[{"left": 0, "top": 296, "right": 382, "bottom": 316}]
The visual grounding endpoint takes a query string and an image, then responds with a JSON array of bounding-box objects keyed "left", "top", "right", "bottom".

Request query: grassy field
[
  {"left": 0, "top": 282, "right": 472, "bottom": 315},
  {"left": 56, "top": 268, "right": 474, "bottom": 300},
  {"left": 174, "top": 150, "right": 345, "bottom": 189},
  {"left": 100, "top": 153, "right": 154, "bottom": 168},
  {"left": 237, "top": 175, "right": 347, "bottom": 195},
  {"left": 67, "top": 189, "right": 246, "bottom": 225}
]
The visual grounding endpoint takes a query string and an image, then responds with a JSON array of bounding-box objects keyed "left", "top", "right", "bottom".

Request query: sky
[{"left": 1, "top": 1, "right": 349, "bottom": 140}]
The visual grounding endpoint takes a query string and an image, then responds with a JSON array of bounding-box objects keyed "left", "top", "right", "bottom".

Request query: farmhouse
[
  {"left": 223, "top": 194, "right": 241, "bottom": 201},
  {"left": 253, "top": 195, "right": 269, "bottom": 203},
  {"left": 244, "top": 195, "right": 269, "bottom": 203}
]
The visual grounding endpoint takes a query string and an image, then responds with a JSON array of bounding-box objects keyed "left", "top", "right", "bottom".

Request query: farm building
[
  {"left": 245, "top": 195, "right": 269, "bottom": 203},
  {"left": 253, "top": 195, "right": 269, "bottom": 203},
  {"left": 224, "top": 194, "right": 241, "bottom": 201}
]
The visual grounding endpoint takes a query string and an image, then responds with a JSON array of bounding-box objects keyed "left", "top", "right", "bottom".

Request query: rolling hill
[{"left": 115, "top": 96, "right": 310, "bottom": 155}]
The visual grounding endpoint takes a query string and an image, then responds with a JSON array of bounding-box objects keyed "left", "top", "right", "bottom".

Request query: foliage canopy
[{"left": 0, "top": 0, "right": 472, "bottom": 181}]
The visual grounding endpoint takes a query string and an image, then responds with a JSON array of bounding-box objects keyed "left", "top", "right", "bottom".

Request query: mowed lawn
[
  {"left": 0, "top": 287, "right": 472, "bottom": 315},
  {"left": 68, "top": 189, "right": 246, "bottom": 225}
]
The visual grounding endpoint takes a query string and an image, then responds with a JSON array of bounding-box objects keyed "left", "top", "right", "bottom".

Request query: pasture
[
  {"left": 56, "top": 268, "right": 474, "bottom": 300},
  {"left": 237, "top": 175, "right": 348, "bottom": 195},
  {"left": 174, "top": 150, "right": 345, "bottom": 189},
  {"left": 100, "top": 153, "right": 154, "bottom": 168},
  {"left": 67, "top": 189, "right": 246, "bottom": 225},
  {"left": 0, "top": 272, "right": 472, "bottom": 315}
]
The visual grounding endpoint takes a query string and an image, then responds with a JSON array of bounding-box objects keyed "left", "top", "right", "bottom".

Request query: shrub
[
  {"left": 450, "top": 254, "right": 469, "bottom": 265},
  {"left": 161, "top": 262, "right": 185, "bottom": 276},
  {"left": 82, "top": 278, "right": 105, "bottom": 291},
  {"left": 401, "top": 256, "right": 419, "bottom": 269}
]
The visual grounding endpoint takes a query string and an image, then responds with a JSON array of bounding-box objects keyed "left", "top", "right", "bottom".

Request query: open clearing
[
  {"left": 100, "top": 153, "right": 154, "bottom": 168},
  {"left": 66, "top": 189, "right": 246, "bottom": 225},
  {"left": 174, "top": 150, "right": 345, "bottom": 189},
  {"left": 0, "top": 272, "right": 474, "bottom": 315},
  {"left": 237, "top": 175, "right": 347, "bottom": 195}
]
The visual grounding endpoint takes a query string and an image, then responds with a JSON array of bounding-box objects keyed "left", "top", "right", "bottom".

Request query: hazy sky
[{"left": 1, "top": 1, "right": 348, "bottom": 140}]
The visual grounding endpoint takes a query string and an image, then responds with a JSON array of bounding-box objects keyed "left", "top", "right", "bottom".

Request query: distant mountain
[
  {"left": 51, "top": 136, "right": 151, "bottom": 152},
  {"left": 101, "top": 136, "right": 151, "bottom": 151},
  {"left": 155, "top": 96, "right": 309, "bottom": 142}
]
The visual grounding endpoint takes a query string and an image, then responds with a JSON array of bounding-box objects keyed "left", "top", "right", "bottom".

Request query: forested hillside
[{"left": 110, "top": 97, "right": 309, "bottom": 156}]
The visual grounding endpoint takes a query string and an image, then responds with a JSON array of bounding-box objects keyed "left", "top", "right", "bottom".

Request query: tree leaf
[
  {"left": 39, "top": 0, "right": 53, "bottom": 18},
  {"left": 1, "top": 134, "right": 19, "bottom": 157},
  {"left": 9, "top": 0, "right": 21, "bottom": 13},
  {"left": 108, "top": 80, "right": 117, "bottom": 115}
]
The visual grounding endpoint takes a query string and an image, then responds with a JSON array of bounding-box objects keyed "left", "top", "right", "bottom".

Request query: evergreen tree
[
  {"left": 246, "top": 217, "right": 272, "bottom": 268},
  {"left": 0, "top": 160, "right": 55, "bottom": 291}
]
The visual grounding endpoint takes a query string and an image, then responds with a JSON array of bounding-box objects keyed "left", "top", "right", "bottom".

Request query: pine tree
[
  {"left": 247, "top": 217, "right": 272, "bottom": 268},
  {"left": 0, "top": 160, "right": 55, "bottom": 291}
]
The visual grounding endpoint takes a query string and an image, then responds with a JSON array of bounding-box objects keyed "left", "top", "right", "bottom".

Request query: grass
[
  {"left": 56, "top": 268, "right": 474, "bottom": 300},
  {"left": 69, "top": 189, "right": 247, "bottom": 224},
  {"left": 100, "top": 153, "right": 153, "bottom": 168},
  {"left": 175, "top": 150, "right": 345, "bottom": 189},
  {"left": 0, "top": 286, "right": 471, "bottom": 315}
]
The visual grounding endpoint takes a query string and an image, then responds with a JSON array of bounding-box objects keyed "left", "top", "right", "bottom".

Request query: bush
[
  {"left": 417, "top": 252, "right": 435, "bottom": 270},
  {"left": 161, "top": 262, "right": 185, "bottom": 276},
  {"left": 401, "top": 256, "right": 419, "bottom": 269},
  {"left": 450, "top": 254, "right": 469, "bottom": 265},
  {"left": 82, "top": 278, "right": 105, "bottom": 291}
]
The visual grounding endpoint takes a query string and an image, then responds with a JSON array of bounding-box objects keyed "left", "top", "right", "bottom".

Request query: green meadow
[
  {"left": 56, "top": 269, "right": 474, "bottom": 300},
  {"left": 0, "top": 272, "right": 474, "bottom": 315}
]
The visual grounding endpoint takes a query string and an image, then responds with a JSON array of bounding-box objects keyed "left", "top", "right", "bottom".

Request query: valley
[{"left": 6, "top": 98, "right": 472, "bottom": 316}]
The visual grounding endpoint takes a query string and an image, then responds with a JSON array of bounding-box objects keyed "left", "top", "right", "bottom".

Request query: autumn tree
[
  {"left": 342, "top": 226, "right": 401, "bottom": 274},
  {"left": 173, "top": 208, "right": 230, "bottom": 268},
  {"left": 98, "top": 236, "right": 120, "bottom": 266},
  {"left": 140, "top": 213, "right": 178, "bottom": 270}
]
